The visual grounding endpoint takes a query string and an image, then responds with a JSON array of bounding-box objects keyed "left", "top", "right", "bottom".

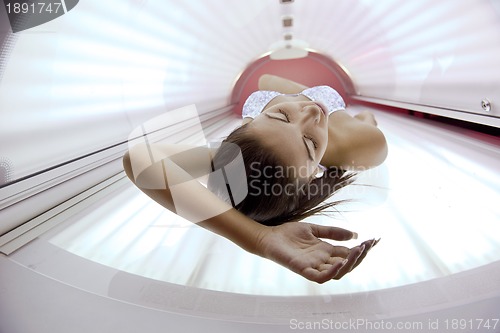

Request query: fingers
[
  {"left": 332, "top": 244, "right": 365, "bottom": 280},
  {"left": 352, "top": 238, "right": 379, "bottom": 270},
  {"left": 333, "top": 238, "right": 380, "bottom": 280},
  {"left": 309, "top": 223, "right": 358, "bottom": 241},
  {"left": 329, "top": 245, "right": 351, "bottom": 258},
  {"left": 302, "top": 239, "right": 379, "bottom": 283}
]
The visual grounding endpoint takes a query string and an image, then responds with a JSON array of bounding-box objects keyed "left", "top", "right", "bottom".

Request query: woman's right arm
[{"left": 122, "top": 143, "right": 369, "bottom": 283}]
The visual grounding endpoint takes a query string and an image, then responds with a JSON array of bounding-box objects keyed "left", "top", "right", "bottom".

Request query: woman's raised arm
[{"left": 258, "top": 74, "right": 309, "bottom": 93}]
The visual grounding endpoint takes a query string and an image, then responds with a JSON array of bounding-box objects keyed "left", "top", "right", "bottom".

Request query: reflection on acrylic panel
[{"left": 49, "top": 106, "right": 500, "bottom": 296}]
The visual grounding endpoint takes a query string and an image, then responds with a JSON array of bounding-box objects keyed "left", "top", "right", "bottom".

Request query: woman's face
[{"left": 249, "top": 100, "right": 329, "bottom": 182}]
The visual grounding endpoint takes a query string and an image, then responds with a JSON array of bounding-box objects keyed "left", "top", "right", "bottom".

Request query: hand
[{"left": 256, "top": 222, "right": 378, "bottom": 284}]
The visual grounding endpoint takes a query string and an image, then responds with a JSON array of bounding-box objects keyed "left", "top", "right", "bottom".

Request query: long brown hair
[{"left": 207, "top": 123, "right": 356, "bottom": 226}]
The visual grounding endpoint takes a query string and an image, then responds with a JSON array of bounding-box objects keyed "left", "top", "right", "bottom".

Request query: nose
[{"left": 301, "top": 104, "right": 323, "bottom": 123}]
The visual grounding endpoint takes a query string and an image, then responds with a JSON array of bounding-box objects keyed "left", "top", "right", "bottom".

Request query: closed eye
[
  {"left": 264, "top": 109, "right": 289, "bottom": 122},
  {"left": 303, "top": 136, "right": 316, "bottom": 161},
  {"left": 278, "top": 109, "right": 290, "bottom": 122},
  {"left": 304, "top": 135, "right": 318, "bottom": 149}
]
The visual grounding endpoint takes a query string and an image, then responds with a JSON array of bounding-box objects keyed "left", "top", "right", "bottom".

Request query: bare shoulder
[{"left": 323, "top": 111, "right": 388, "bottom": 170}]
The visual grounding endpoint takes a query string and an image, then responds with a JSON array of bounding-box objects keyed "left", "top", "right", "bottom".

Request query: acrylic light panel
[
  {"left": 2, "top": 0, "right": 499, "bottom": 184},
  {"left": 293, "top": 0, "right": 500, "bottom": 113},
  {"left": 0, "top": 0, "right": 279, "bottom": 183}
]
